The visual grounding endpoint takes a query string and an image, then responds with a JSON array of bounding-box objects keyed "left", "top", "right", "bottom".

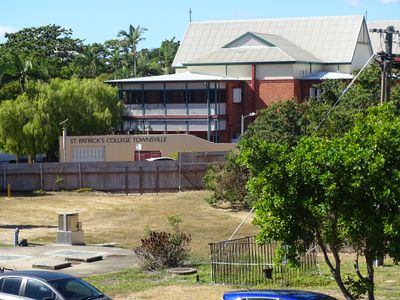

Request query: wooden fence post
[
  {"left": 125, "top": 166, "right": 129, "bottom": 195},
  {"left": 78, "top": 162, "right": 82, "bottom": 188},
  {"left": 139, "top": 166, "right": 143, "bottom": 195},
  {"left": 156, "top": 166, "right": 160, "bottom": 194},
  {"left": 40, "top": 163, "right": 43, "bottom": 190}
]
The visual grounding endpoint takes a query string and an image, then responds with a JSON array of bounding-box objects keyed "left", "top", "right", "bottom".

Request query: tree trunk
[
  {"left": 316, "top": 230, "right": 355, "bottom": 300},
  {"left": 365, "top": 252, "right": 376, "bottom": 300}
]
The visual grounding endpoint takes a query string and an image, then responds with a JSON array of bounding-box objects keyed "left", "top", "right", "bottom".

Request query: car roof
[
  {"left": 223, "top": 289, "right": 336, "bottom": 299},
  {"left": 1, "top": 270, "right": 74, "bottom": 282}
]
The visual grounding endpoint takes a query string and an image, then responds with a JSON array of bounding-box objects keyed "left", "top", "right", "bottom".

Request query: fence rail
[
  {"left": 0, "top": 159, "right": 222, "bottom": 194},
  {"left": 209, "top": 236, "right": 318, "bottom": 285}
]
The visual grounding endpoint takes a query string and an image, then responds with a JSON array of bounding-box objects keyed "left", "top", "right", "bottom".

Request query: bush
[
  {"left": 203, "top": 151, "right": 254, "bottom": 209},
  {"left": 134, "top": 216, "right": 191, "bottom": 271}
]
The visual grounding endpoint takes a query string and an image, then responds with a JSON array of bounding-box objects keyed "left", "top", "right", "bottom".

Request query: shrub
[
  {"left": 203, "top": 151, "right": 254, "bottom": 209},
  {"left": 134, "top": 216, "right": 191, "bottom": 271}
]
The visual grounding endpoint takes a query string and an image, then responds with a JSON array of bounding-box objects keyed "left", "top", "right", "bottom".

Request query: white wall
[{"left": 351, "top": 43, "right": 373, "bottom": 72}]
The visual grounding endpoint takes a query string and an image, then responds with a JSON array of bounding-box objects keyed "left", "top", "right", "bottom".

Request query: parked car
[
  {"left": 222, "top": 289, "right": 337, "bottom": 300},
  {"left": 145, "top": 156, "right": 176, "bottom": 162},
  {"left": 0, "top": 270, "right": 111, "bottom": 300}
]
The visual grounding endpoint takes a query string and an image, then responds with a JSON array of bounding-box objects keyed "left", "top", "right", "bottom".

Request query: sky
[{"left": 0, "top": 0, "right": 399, "bottom": 49}]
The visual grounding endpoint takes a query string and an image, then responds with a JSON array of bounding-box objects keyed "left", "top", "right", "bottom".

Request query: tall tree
[
  {"left": 239, "top": 104, "right": 400, "bottom": 300},
  {"left": 0, "top": 24, "right": 83, "bottom": 79},
  {"left": 118, "top": 24, "right": 147, "bottom": 77},
  {"left": 0, "top": 78, "right": 123, "bottom": 161},
  {"left": 157, "top": 37, "right": 180, "bottom": 74}
]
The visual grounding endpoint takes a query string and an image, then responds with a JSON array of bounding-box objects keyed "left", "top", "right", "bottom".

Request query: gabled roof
[
  {"left": 173, "top": 15, "right": 365, "bottom": 67},
  {"left": 186, "top": 32, "right": 321, "bottom": 65}
]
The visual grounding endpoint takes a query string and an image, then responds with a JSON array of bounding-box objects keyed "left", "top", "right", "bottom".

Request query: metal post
[{"left": 14, "top": 228, "right": 19, "bottom": 246}]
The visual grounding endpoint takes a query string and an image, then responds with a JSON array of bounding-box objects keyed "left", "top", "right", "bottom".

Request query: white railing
[
  {"left": 123, "top": 119, "right": 226, "bottom": 132},
  {"left": 124, "top": 103, "right": 226, "bottom": 117}
]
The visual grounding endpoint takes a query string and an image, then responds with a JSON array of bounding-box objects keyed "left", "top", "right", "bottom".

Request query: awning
[
  {"left": 302, "top": 71, "right": 353, "bottom": 80},
  {"left": 105, "top": 72, "right": 241, "bottom": 84}
]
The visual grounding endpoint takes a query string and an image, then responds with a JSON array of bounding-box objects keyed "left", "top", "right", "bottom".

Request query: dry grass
[{"left": 0, "top": 191, "right": 257, "bottom": 257}]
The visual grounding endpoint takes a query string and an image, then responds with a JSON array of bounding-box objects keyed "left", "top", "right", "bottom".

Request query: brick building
[{"left": 107, "top": 15, "right": 374, "bottom": 143}]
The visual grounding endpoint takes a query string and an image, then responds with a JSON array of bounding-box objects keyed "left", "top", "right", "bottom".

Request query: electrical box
[{"left": 56, "top": 212, "right": 84, "bottom": 245}]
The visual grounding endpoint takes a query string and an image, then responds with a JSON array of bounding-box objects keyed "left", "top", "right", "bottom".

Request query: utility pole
[{"left": 370, "top": 26, "right": 399, "bottom": 104}]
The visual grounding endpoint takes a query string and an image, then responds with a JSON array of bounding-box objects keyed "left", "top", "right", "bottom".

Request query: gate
[{"left": 209, "top": 236, "right": 318, "bottom": 285}]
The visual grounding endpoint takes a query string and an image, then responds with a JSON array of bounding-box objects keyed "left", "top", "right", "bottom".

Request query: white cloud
[
  {"left": 348, "top": 0, "right": 364, "bottom": 6},
  {"left": 380, "top": 0, "right": 400, "bottom": 3},
  {"left": 0, "top": 25, "right": 17, "bottom": 37}
]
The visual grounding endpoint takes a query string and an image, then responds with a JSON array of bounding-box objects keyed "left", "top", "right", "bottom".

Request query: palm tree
[
  {"left": 118, "top": 25, "right": 147, "bottom": 77},
  {"left": 158, "top": 38, "right": 180, "bottom": 74}
]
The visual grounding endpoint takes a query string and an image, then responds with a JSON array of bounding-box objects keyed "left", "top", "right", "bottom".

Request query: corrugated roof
[
  {"left": 105, "top": 72, "right": 241, "bottom": 83},
  {"left": 173, "top": 15, "right": 365, "bottom": 67},
  {"left": 367, "top": 20, "right": 400, "bottom": 55}
]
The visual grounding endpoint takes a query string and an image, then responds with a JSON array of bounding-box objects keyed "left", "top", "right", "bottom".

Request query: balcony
[{"left": 124, "top": 103, "right": 227, "bottom": 117}]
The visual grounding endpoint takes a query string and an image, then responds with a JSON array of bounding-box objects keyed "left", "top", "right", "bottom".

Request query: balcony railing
[{"left": 124, "top": 103, "right": 227, "bottom": 117}]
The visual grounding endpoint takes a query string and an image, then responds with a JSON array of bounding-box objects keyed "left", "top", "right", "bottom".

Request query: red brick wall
[{"left": 256, "top": 79, "right": 302, "bottom": 108}]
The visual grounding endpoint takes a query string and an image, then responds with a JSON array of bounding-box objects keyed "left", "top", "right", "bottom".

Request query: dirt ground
[{"left": 0, "top": 191, "right": 257, "bottom": 257}]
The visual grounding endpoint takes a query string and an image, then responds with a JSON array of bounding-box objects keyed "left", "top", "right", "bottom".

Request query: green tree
[
  {"left": 157, "top": 37, "right": 180, "bottom": 74},
  {"left": 240, "top": 103, "right": 400, "bottom": 300},
  {"left": 118, "top": 24, "right": 147, "bottom": 77},
  {"left": 0, "top": 25, "right": 83, "bottom": 79},
  {"left": 0, "top": 78, "right": 123, "bottom": 161},
  {"left": 70, "top": 43, "right": 108, "bottom": 78}
]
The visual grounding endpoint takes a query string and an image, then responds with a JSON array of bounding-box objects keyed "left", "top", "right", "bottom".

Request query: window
[
  {"left": 1, "top": 277, "right": 22, "bottom": 295},
  {"left": 24, "top": 279, "right": 55, "bottom": 300},
  {"left": 144, "top": 90, "right": 163, "bottom": 104},
  {"left": 309, "top": 87, "right": 322, "bottom": 100},
  {"left": 123, "top": 91, "right": 142, "bottom": 105},
  {"left": 165, "top": 90, "right": 186, "bottom": 103},
  {"left": 188, "top": 90, "right": 207, "bottom": 103},
  {"left": 233, "top": 88, "right": 242, "bottom": 103}
]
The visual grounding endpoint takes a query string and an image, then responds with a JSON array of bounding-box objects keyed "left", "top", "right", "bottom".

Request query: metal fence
[
  {"left": 209, "top": 236, "right": 318, "bottom": 285},
  {"left": 0, "top": 152, "right": 227, "bottom": 193}
]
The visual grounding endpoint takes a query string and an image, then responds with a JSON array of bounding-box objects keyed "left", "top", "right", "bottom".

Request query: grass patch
[{"left": 1, "top": 191, "right": 399, "bottom": 299}]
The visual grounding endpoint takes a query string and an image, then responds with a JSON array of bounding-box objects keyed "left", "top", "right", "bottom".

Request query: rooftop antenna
[
  {"left": 365, "top": 10, "right": 368, "bottom": 22},
  {"left": 188, "top": 8, "right": 192, "bottom": 22}
]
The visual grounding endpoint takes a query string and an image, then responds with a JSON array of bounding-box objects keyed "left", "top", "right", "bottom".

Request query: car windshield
[{"left": 48, "top": 277, "right": 103, "bottom": 300}]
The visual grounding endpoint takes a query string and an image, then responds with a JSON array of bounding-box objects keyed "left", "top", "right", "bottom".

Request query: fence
[
  {"left": 0, "top": 152, "right": 227, "bottom": 193},
  {"left": 209, "top": 236, "right": 318, "bottom": 285}
]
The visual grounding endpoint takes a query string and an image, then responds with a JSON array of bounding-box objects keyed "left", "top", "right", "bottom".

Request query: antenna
[{"left": 188, "top": 8, "right": 192, "bottom": 22}]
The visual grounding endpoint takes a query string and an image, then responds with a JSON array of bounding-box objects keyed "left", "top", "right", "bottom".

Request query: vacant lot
[
  {"left": 1, "top": 191, "right": 399, "bottom": 299},
  {"left": 0, "top": 191, "right": 256, "bottom": 257}
]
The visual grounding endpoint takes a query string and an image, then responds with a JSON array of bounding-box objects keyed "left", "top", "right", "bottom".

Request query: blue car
[{"left": 222, "top": 289, "right": 337, "bottom": 300}]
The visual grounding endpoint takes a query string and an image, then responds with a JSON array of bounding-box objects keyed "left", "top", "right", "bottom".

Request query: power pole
[{"left": 370, "top": 26, "right": 399, "bottom": 104}]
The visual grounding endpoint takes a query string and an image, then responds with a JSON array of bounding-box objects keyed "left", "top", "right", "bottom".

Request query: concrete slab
[
  {"left": 0, "top": 245, "right": 137, "bottom": 277},
  {"left": 32, "top": 261, "right": 72, "bottom": 270}
]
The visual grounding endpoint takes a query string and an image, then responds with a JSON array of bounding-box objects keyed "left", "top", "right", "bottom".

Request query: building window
[
  {"left": 123, "top": 91, "right": 142, "bottom": 105},
  {"left": 309, "top": 87, "right": 322, "bottom": 100},
  {"left": 144, "top": 90, "right": 163, "bottom": 104},
  {"left": 188, "top": 90, "right": 207, "bottom": 103},
  {"left": 233, "top": 88, "right": 242, "bottom": 103}
]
